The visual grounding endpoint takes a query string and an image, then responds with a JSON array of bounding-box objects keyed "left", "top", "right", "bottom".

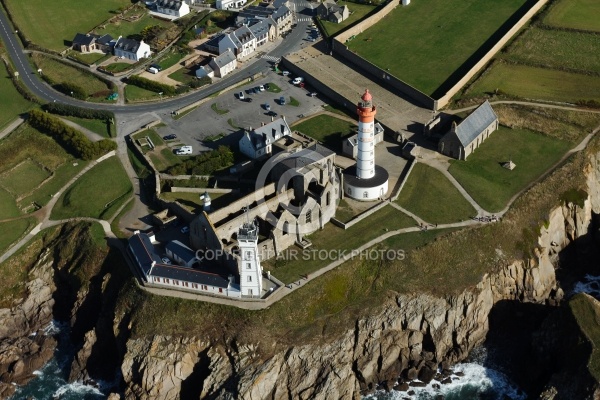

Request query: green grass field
[
  {"left": 0, "top": 160, "right": 50, "bottom": 196},
  {"left": 102, "top": 62, "right": 133, "bottom": 73},
  {"left": 32, "top": 54, "right": 111, "bottom": 97},
  {"left": 468, "top": 63, "right": 600, "bottom": 104},
  {"left": 158, "top": 51, "right": 186, "bottom": 70},
  {"left": 51, "top": 157, "right": 132, "bottom": 220},
  {"left": 4, "top": 0, "right": 130, "bottom": 51},
  {"left": 125, "top": 85, "right": 160, "bottom": 102},
  {"left": 505, "top": 28, "right": 600, "bottom": 74},
  {"left": 320, "top": 2, "right": 377, "bottom": 37},
  {"left": 64, "top": 116, "right": 113, "bottom": 138},
  {"left": 0, "top": 188, "right": 20, "bottom": 219},
  {"left": 448, "top": 126, "right": 572, "bottom": 212},
  {"left": 544, "top": 0, "right": 600, "bottom": 32},
  {"left": 397, "top": 163, "right": 476, "bottom": 223},
  {"left": 292, "top": 114, "right": 355, "bottom": 150},
  {"left": 168, "top": 66, "right": 196, "bottom": 85},
  {"left": 263, "top": 205, "right": 415, "bottom": 283},
  {"left": 0, "top": 62, "right": 32, "bottom": 131},
  {"left": 0, "top": 218, "right": 35, "bottom": 254},
  {"left": 93, "top": 9, "right": 172, "bottom": 40},
  {"left": 68, "top": 51, "right": 110, "bottom": 65},
  {"left": 347, "top": 0, "right": 529, "bottom": 96}
]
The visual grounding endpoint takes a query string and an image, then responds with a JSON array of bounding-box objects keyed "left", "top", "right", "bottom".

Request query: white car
[
  {"left": 292, "top": 77, "right": 304, "bottom": 85},
  {"left": 175, "top": 145, "right": 192, "bottom": 155},
  {"left": 259, "top": 85, "right": 265, "bottom": 91},
  {"left": 282, "top": 70, "right": 290, "bottom": 76},
  {"left": 238, "top": 91, "right": 245, "bottom": 100}
]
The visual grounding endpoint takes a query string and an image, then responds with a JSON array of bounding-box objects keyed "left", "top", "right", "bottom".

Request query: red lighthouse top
[{"left": 361, "top": 89, "right": 372, "bottom": 102}]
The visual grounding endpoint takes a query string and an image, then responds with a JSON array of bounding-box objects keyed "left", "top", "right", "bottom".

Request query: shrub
[
  {"left": 42, "top": 103, "right": 115, "bottom": 121},
  {"left": 559, "top": 188, "right": 588, "bottom": 208},
  {"left": 28, "top": 109, "right": 116, "bottom": 160},
  {"left": 54, "top": 82, "right": 87, "bottom": 100},
  {"left": 127, "top": 75, "right": 176, "bottom": 96},
  {"left": 167, "top": 146, "right": 234, "bottom": 175}
]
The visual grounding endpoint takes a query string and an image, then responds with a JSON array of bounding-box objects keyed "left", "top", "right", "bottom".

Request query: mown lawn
[
  {"left": 0, "top": 159, "right": 50, "bottom": 197},
  {"left": 544, "top": 0, "right": 600, "bottom": 32},
  {"left": 168, "top": 66, "right": 197, "bottom": 85},
  {"left": 67, "top": 51, "right": 110, "bottom": 65},
  {"left": 0, "top": 218, "right": 36, "bottom": 254},
  {"left": 103, "top": 62, "right": 133, "bottom": 73},
  {"left": 505, "top": 28, "right": 600, "bottom": 74},
  {"left": 397, "top": 163, "right": 476, "bottom": 223},
  {"left": 292, "top": 114, "right": 355, "bottom": 150},
  {"left": 93, "top": 8, "right": 172, "bottom": 39},
  {"left": 320, "top": 2, "right": 377, "bottom": 37},
  {"left": 64, "top": 116, "right": 113, "bottom": 138},
  {"left": 125, "top": 85, "right": 160, "bottom": 102},
  {"left": 448, "top": 126, "right": 572, "bottom": 212},
  {"left": 263, "top": 205, "right": 415, "bottom": 283},
  {"left": 0, "top": 62, "right": 32, "bottom": 131},
  {"left": 0, "top": 188, "right": 20, "bottom": 219},
  {"left": 4, "top": 0, "right": 130, "bottom": 51},
  {"left": 158, "top": 51, "right": 187, "bottom": 70},
  {"left": 51, "top": 157, "right": 133, "bottom": 220},
  {"left": 347, "top": 0, "right": 530, "bottom": 96},
  {"left": 468, "top": 62, "right": 600, "bottom": 104}
]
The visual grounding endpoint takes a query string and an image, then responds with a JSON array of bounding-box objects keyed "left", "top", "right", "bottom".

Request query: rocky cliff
[
  {"left": 0, "top": 249, "right": 57, "bottom": 398},
  {"left": 114, "top": 196, "right": 594, "bottom": 400}
]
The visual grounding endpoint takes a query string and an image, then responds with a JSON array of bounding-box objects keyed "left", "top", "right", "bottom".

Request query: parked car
[
  {"left": 293, "top": 77, "right": 304, "bottom": 85},
  {"left": 265, "top": 103, "right": 271, "bottom": 111},
  {"left": 181, "top": 226, "right": 189, "bottom": 234},
  {"left": 282, "top": 70, "right": 290, "bottom": 76},
  {"left": 150, "top": 63, "right": 162, "bottom": 71},
  {"left": 175, "top": 145, "right": 192, "bottom": 155},
  {"left": 147, "top": 67, "right": 159, "bottom": 74},
  {"left": 259, "top": 85, "right": 265, "bottom": 91},
  {"left": 254, "top": 86, "right": 261, "bottom": 93},
  {"left": 163, "top": 134, "right": 177, "bottom": 140},
  {"left": 310, "top": 92, "right": 317, "bottom": 97},
  {"left": 264, "top": 83, "right": 270, "bottom": 90},
  {"left": 267, "top": 110, "right": 277, "bottom": 117},
  {"left": 245, "top": 97, "right": 254, "bottom": 103},
  {"left": 161, "top": 257, "right": 171, "bottom": 264},
  {"left": 279, "top": 96, "right": 286, "bottom": 105},
  {"left": 238, "top": 91, "right": 245, "bottom": 100}
]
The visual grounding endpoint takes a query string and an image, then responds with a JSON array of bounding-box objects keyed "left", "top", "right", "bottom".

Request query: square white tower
[{"left": 238, "top": 221, "right": 263, "bottom": 297}]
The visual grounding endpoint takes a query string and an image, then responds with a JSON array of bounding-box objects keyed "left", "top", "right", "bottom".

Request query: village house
[
  {"left": 237, "top": 5, "right": 292, "bottom": 37},
  {"left": 239, "top": 117, "right": 292, "bottom": 159},
  {"left": 155, "top": 0, "right": 190, "bottom": 18},
  {"left": 317, "top": 0, "right": 350, "bottom": 23},
  {"left": 218, "top": 26, "right": 257, "bottom": 60},
  {"left": 438, "top": 101, "right": 499, "bottom": 160},
  {"left": 249, "top": 20, "right": 276, "bottom": 47},
  {"left": 114, "top": 37, "right": 152, "bottom": 61},
  {"left": 196, "top": 48, "right": 237, "bottom": 78},
  {"left": 71, "top": 33, "right": 114, "bottom": 53},
  {"left": 216, "top": 0, "right": 247, "bottom": 10}
]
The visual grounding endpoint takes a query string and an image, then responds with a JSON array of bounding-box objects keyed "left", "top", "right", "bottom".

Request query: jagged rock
[
  {"left": 418, "top": 365, "right": 436, "bottom": 383},
  {"left": 107, "top": 394, "right": 121, "bottom": 400},
  {"left": 70, "top": 329, "right": 97, "bottom": 382}
]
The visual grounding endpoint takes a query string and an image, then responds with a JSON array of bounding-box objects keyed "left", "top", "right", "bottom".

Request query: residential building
[
  {"left": 218, "top": 26, "right": 257, "bottom": 60},
  {"left": 438, "top": 101, "right": 499, "bottom": 160},
  {"left": 127, "top": 231, "right": 241, "bottom": 298},
  {"left": 317, "top": 0, "right": 350, "bottom": 23},
  {"left": 239, "top": 117, "right": 292, "bottom": 159},
  {"left": 237, "top": 5, "right": 292, "bottom": 36},
  {"left": 71, "top": 33, "right": 114, "bottom": 53},
  {"left": 114, "top": 37, "right": 152, "bottom": 61},
  {"left": 207, "top": 48, "right": 237, "bottom": 77},
  {"left": 216, "top": 0, "right": 247, "bottom": 10},
  {"left": 195, "top": 64, "right": 214, "bottom": 79},
  {"left": 249, "top": 20, "right": 276, "bottom": 47},
  {"left": 156, "top": 0, "right": 190, "bottom": 18}
]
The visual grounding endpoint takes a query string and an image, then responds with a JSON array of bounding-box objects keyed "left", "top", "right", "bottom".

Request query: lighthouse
[{"left": 343, "top": 89, "right": 389, "bottom": 201}]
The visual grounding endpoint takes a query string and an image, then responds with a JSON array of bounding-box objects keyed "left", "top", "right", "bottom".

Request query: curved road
[{"left": 0, "top": 3, "right": 313, "bottom": 115}]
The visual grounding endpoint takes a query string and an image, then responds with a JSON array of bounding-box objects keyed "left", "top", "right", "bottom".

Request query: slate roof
[
  {"left": 212, "top": 49, "right": 236, "bottom": 68},
  {"left": 239, "top": 5, "right": 274, "bottom": 19},
  {"left": 72, "top": 33, "right": 95, "bottom": 46},
  {"left": 96, "top": 34, "right": 114, "bottom": 46},
  {"left": 246, "top": 117, "right": 291, "bottom": 150},
  {"left": 115, "top": 37, "right": 142, "bottom": 53},
  {"left": 235, "top": 25, "right": 256, "bottom": 44},
  {"left": 277, "top": 143, "right": 334, "bottom": 171},
  {"left": 271, "top": 5, "right": 290, "bottom": 21},
  {"left": 156, "top": 0, "right": 184, "bottom": 10},
  {"left": 205, "top": 33, "right": 225, "bottom": 49},
  {"left": 249, "top": 20, "right": 270, "bottom": 38},
  {"left": 455, "top": 101, "right": 498, "bottom": 147},
  {"left": 128, "top": 232, "right": 231, "bottom": 288},
  {"left": 166, "top": 240, "right": 197, "bottom": 263},
  {"left": 272, "top": 0, "right": 288, "bottom": 8},
  {"left": 196, "top": 64, "right": 214, "bottom": 77}
]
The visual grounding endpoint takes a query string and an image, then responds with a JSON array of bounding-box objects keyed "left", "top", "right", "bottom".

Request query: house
[
  {"left": 127, "top": 231, "right": 242, "bottom": 298},
  {"left": 249, "top": 20, "right": 276, "bottom": 47},
  {"left": 438, "top": 101, "right": 499, "bottom": 160},
  {"left": 237, "top": 5, "right": 292, "bottom": 36},
  {"left": 156, "top": 0, "right": 190, "bottom": 18},
  {"left": 71, "top": 33, "right": 114, "bottom": 53},
  {"left": 239, "top": 117, "right": 292, "bottom": 159},
  {"left": 317, "top": 0, "right": 350, "bottom": 23},
  {"left": 195, "top": 64, "right": 214, "bottom": 79},
  {"left": 342, "top": 122, "right": 385, "bottom": 159},
  {"left": 207, "top": 48, "right": 237, "bottom": 78},
  {"left": 216, "top": 0, "right": 247, "bottom": 10},
  {"left": 114, "top": 37, "right": 152, "bottom": 61},
  {"left": 165, "top": 240, "right": 198, "bottom": 267},
  {"left": 218, "top": 26, "right": 257, "bottom": 59}
]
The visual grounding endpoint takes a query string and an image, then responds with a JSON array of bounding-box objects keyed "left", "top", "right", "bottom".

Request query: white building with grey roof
[
  {"left": 207, "top": 48, "right": 237, "bottom": 78},
  {"left": 114, "top": 37, "right": 152, "bottom": 61},
  {"left": 239, "top": 117, "right": 292, "bottom": 159},
  {"left": 218, "top": 26, "right": 257, "bottom": 60},
  {"left": 156, "top": 0, "right": 190, "bottom": 18},
  {"left": 438, "top": 101, "right": 499, "bottom": 160}
]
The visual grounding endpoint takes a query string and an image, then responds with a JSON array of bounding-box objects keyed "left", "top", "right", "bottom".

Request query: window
[
  {"left": 174, "top": 280, "right": 179, "bottom": 286},
  {"left": 165, "top": 278, "right": 170, "bottom": 284},
  {"left": 184, "top": 282, "right": 189, "bottom": 287},
  {"left": 247, "top": 276, "right": 252, "bottom": 282},
  {"left": 363, "top": 191, "right": 368, "bottom": 198},
  {"left": 306, "top": 209, "right": 312, "bottom": 223},
  {"left": 246, "top": 251, "right": 251, "bottom": 260},
  {"left": 326, "top": 192, "right": 330, "bottom": 206},
  {"left": 219, "top": 288, "right": 223, "bottom": 293},
  {"left": 193, "top": 283, "right": 198, "bottom": 289},
  {"left": 247, "top": 263, "right": 251, "bottom": 269}
]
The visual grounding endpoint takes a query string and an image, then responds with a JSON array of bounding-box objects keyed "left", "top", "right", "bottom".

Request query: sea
[{"left": 11, "top": 274, "right": 600, "bottom": 400}]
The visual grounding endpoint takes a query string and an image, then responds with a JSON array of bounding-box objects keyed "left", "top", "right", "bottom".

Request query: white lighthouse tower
[
  {"left": 343, "top": 89, "right": 389, "bottom": 201},
  {"left": 237, "top": 219, "right": 263, "bottom": 297}
]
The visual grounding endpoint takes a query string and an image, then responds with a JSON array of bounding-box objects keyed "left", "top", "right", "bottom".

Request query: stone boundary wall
[
  {"left": 436, "top": 0, "right": 549, "bottom": 107},
  {"left": 209, "top": 182, "right": 277, "bottom": 223},
  {"left": 331, "top": 200, "right": 389, "bottom": 230},
  {"left": 159, "top": 173, "right": 211, "bottom": 180},
  {"left": 170, "top": 187, "right": 233, "bottom": 194},
  {"left": 335, "top": 0, "right": 400, "bottom": 43},
  {"left": 391, "top": 159, "right": 416, "bottom": 202}
]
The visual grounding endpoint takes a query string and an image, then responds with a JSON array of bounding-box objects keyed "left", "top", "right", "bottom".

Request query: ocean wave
[
  {"left": 572, "top": 274, "right": 600, "bottom": 298},
  {"left": 52, "top": 381, "right": 104, "bottom": 398}
]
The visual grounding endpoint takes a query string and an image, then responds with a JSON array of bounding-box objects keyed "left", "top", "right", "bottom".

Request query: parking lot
[{"left": 155, "top": 70, "right": 328, "bottom": 154}]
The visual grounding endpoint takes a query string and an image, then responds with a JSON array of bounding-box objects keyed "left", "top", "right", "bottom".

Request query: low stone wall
[
  {"left": 335, "top": 0, "right": 400, "bottom": 43},
  {"left": 332, "top": 200, "right": 389, "bottom": 230},
  {"left": 391, "top": 159, "right": 416, "bottom": 202},
  {"left": 170, "top": 187, "right": 233, "bottom": 194},
  {"left": 436, "top": 0, "right": 549, "bottom": 107},
  {"left": 159, "top": 173, "right": 211, "bottom": 180}
]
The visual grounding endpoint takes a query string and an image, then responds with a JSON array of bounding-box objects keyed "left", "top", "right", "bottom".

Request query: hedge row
[
  {"left": 167, "top": 145, "right": 234, "bottom": 175},
  {"left": 42, "top": 102, "right": 115, "bottom": 121},
  {"left": 127, "top": 75, "right": 177, "bottom": 96},
  {"left": 28, "top": 109, "right": 116, "bottom": 160}
]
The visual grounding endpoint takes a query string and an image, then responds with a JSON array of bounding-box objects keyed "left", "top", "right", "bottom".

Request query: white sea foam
[
  {"left": 52, "top": 381, "right": 104, "bottom": 398},
  {"left": 572, "top": 274, "right": 600, "bottom": 298},
  {"left": 364, "top": 362, "right": 526, "bottom": 400},
  {"left": 32, "top": 370, "right": 43, "bottom": 376}
]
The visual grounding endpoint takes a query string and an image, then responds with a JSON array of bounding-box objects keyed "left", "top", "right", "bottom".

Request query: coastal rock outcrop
[{"left": 0, "top": 250, "right": 57, "bottom": 398}]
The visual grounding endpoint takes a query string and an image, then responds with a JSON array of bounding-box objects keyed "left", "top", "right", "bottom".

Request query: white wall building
[
  {"left": 239, "top": 117, "right": 291, "bottom": 159},
  {"left": 237, "top": 221, "right": 263, "bottom": 297},
  {"left": 216, "top": 0, "right": 247, "bottom": 9},
  {"left": 113, "top": 37, "right": 152, "bottom": 61},
  {"left": 208, "top": 48, "right": 237, "bottom": 78},
  {"left": 156, "top": 0, "right": 190, "bottom": 18},
  {"left": 218, "top": 26, "right": 257, "bottom": 60}
]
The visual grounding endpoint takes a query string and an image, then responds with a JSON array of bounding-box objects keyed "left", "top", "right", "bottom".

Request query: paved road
[{"left": 0, "top": 3, "right": 313, "bottom": 116}]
